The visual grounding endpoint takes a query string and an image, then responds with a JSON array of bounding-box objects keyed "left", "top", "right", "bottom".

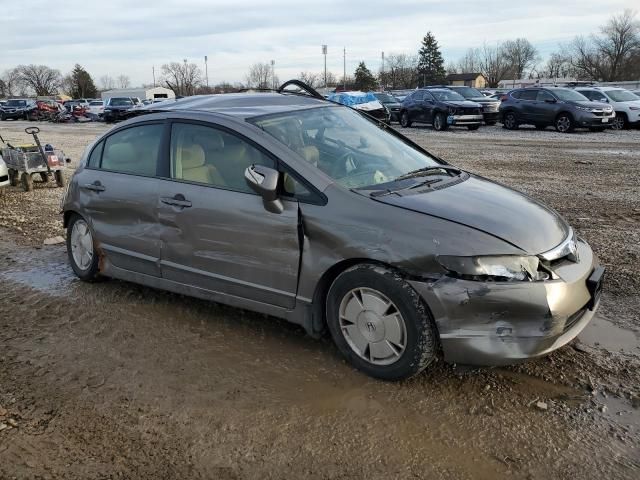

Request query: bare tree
[
  {"left": 100, "top": 75, "right": 116, "bottom": 90},
  {"left": 569, "top": 10, "right": 640, "bottom": 81},
  {"left": 14, "top": 64, "right": 62, "bottom": 96},
  {"left": 162, "top": 61, "right": 202, "bottom": 96},
  {"left": 478, "top": 43, "right": 512, "bottom": 87},
  {"left": 381, "top": 53, "right": 417, "bottom": 89},
  {"left": 299, "top": 71, "right": 320, "bottom": 88},
  {"left": 445, "top": 62, "right": 458, "bottom": 75},
  {"left": 543, "top": 52, "right": 573, "bottom": 79},
  {"left": 457, "top": 48, "right": 482, "bottom": 73},
  {"left": 245, "top": 62, "right": 272, "bottom": 89},
  {"left": 503, "top": 38, "right": 539, "bottom": 78},
  {"left": 117, "top": 75, "right": 131, "bottom": 89},
  {"left": 0, "top": 69, "right": 21, "bottom": 97}
]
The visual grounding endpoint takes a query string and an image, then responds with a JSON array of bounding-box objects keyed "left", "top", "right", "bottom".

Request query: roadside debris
[
  {"left": 43, "top": 236, "right": 65, "bottom": 245},
  {"left": 535, "top": 401, "right": 548, "bottom": 411}
]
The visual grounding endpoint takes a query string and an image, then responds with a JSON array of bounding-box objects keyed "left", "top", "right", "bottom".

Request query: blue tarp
[{"left": 327, "top": 91, "right": 378, "bottom": 107}]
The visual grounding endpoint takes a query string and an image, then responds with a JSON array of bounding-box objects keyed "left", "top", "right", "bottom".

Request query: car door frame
[{"left": 421, "top": 90, "right": 437, "bottom": 124}]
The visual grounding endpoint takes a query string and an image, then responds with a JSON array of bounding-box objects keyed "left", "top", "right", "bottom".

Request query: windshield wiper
[{"left": 394, "top": 165, "right": 462, "bottom": 181}]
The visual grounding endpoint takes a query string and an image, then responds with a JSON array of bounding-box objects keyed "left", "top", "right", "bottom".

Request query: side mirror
[{"left": 244, "top": 165, "right": 283, "bottom": 214}]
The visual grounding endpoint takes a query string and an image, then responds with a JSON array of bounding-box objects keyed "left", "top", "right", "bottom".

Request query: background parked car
[
  {"left": 327, "top": 91, "right": 389, "bottom": 122},
  {"left": 0, "top": 99, "right": 37, "bottom": 120},
  {"left": 86, "top": 100, "right": 105, "bottom": 116},
  {"left": 500, "top": 87, "right": 615, "bottom": 133},
  {"left": 573, "top": 86, "right": 640, "bottom": 130},
  {"left": 373, "top": 92, "right": 402, "bottom": 122},
  {"left": 389, "top": 89, "right": 415, "bottom": 102},
  {"left": 446, "top": 86, "right": 500, "bottom": 125},
  {"left": 399, "top": 88, "right": 483, "bottom": 131},
  {"left": 103, "top": 97, "right": 138, "bottom": 123}
]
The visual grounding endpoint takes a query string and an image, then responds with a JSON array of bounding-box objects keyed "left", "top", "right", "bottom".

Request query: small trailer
[{"left": 1, "top": 127, "right": 68, "bottom": 192}]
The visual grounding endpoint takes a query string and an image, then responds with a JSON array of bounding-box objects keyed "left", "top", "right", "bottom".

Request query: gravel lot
[{"left": 0, "top": 120, "right": 639, "bottom": 479}]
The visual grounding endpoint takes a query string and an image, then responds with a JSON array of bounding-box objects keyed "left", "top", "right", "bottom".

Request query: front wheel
[
  {"left": 555, "top": 113, "right": 574, "bottom": 133},
  {"left": 67, "top": 214, "right": 101, "bottom": 281},
  {"left": 326, "top": 264, "right": 438, "bottom": 381},
  {"left": 399, "top": 111, "right": 412, "bottom": 128},
  {"left": 433, "top": 112, "right": 448, "bottom": 131},
  {"left": 611, "top": 114, "right": 627, "bottom": 130}
]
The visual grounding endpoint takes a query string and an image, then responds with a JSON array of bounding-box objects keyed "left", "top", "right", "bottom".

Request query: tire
[
  {"left": 433, "top": 112, "right": 448, "bottom": 131},
  {"left": 0, "top": 113, "right": 5, "bottom": 121},
  {"left": 611, "top": 113, "right": 627, "bottom": 130},
  {"left": 39, "top": 172, "right": 49, "bottom": 183},
  {"left": 535, "top": 125, "right": 546, "bottom": 130},
  {"left": 66, "top": 214, "right": 101, "bottom": 281},
  {"left": 54, "top": 170, "right": 65, "bottom": 187},
  {"left": 399, "top": 111, "right": 412, "bottom": 128},
  {"left": 503, "top": 111, "right": 519, "bottom": 130},
  {"left": 467, "top": 125, "right": 480, "bottom": 131},
  {"left": 326, "top": 264, "right": 438, "bottom": 381},
  {"left": 555, "top": 113, "right": 574, "bottom": 133},
  {"left": 21, "top": 172, "right": 33, "bottom": 192}
]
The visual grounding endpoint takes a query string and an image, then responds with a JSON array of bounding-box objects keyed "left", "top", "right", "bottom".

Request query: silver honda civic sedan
[{"left": 61, "top": 85, "right": 604, "bottom": 380}]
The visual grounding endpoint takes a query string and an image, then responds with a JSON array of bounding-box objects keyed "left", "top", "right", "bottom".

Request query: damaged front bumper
[{"left": 409, "top": 238, "right": 602, "bottom": 366}]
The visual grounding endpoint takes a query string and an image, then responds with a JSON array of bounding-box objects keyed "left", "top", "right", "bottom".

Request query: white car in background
[
  {"left": 86, "top": 100, "right": 105, "bottom": 116},
  {"left": 575, "top": 86, "right": 640, "bottom": 130},
  {"left": 0, "top": 155, "right": 9, "bottom": 193}
]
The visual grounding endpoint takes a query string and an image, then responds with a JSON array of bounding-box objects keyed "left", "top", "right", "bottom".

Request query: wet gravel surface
[{"left": 0, "top": 121, "right": 639, "bottom": 479}]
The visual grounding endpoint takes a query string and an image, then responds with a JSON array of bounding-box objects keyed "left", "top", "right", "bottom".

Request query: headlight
[
  {"left": 575, "top": 105, "right": 594, "bottom": 112},
  {"left": 437, "top": 255, "right": 549, "bottom": 282}
]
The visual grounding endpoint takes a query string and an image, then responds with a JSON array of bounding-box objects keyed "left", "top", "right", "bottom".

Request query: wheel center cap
[{"left": 356, "top": 310, "right": 385, "bottom": 342}]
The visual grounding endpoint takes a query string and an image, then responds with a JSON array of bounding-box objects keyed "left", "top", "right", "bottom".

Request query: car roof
[{"left": 144, "top": 92, "right": 329, "bottom": 119}]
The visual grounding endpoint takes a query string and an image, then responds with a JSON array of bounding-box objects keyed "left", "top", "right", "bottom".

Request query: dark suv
[
  {"left": 0, "top": 99, "right": 37, "bottom": 120},
  {"left": 499, "top": 87, "right": 615, "bottom": 133},
  {"left": 447, "top": 86, "right": 500, "bottom": 125},
  {"left": 399, "top": 88, "right": 483, "bottom": 131}
]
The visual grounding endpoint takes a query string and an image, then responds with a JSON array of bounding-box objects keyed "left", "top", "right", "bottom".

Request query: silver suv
[{"left": 574, "top": 86, "right": 640, "bottom": 130}]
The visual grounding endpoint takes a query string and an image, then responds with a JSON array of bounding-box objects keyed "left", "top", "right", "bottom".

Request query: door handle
[
  {"left": 82, "top": 182, "right": 105, "bottom": 192},
  {"left": 161, "top": 195, "right": 192, "bottom": 208}
]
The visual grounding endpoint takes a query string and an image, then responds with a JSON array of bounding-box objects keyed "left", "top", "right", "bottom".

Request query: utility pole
[
  {"left": 272, "top": 59, "right": 277, "bottom": 89},
  {"left": 204, "top": 55, "right": 209, "bottom": 89},
  {"left": 152, "top": 66, "right": 156, "bottom": 87},
  {"left": 343, "top": 47, "right": 346, "bottom": 91},
  {"left": 381, "top": 51, "right": 385, "bottom": 91},
  {"left": 322, "top": 45, "right": 327, "bottom": 88}
]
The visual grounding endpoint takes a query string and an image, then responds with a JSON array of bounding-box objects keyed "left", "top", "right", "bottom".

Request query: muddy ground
[{"left": 0, "top": 120, "right": 638, "bottom": 479}]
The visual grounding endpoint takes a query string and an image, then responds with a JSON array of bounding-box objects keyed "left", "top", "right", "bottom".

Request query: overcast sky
[{"left": 1, "top": 0, "right": 636, "bottom": 87}]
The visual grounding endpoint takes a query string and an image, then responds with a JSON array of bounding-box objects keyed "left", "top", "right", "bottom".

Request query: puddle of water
[
  {"left": 578, "top": 316, "right": 640, "bottom": 353},
  {"left": 0, "top": 262, "right": 77, "bottom": 295}
]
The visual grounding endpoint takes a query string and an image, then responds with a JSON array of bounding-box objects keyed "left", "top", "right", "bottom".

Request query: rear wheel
[
  {"left": 399, "top": 111, "right": 412, "bottom": 128},
  {"left": 21, "top": 172, "right": 33, "bottom": 192},
  {"left": 503, "top": 112, "right": 518, "bottom": 130},
  {"left": 326, "top": 264, "right": 438, "bottom": 381},
  {"left": 555, "top": 113, "right": 574, "bottom": 133},
  {"left": 67, "top": 214, "right": 101, "bottom": 281},
  {"left": 433, "top": 112, "right": 448, "bottom": 131}
]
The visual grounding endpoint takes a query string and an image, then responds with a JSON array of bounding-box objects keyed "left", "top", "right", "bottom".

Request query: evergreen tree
[
  {"left": 69, "top": 64, "right": 98, "bottom": 98},
  {"left": 417, "top": 32, "right": 446, "bottom": 86},
  {"left": 353, "top": 62, "right": 377, "bottom": 91}
]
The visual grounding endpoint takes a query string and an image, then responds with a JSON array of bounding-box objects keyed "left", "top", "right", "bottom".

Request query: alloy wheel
[
  {"left": 556, "top": 115, "right": 572, "bottom": 133},
  {"left": 338, "top": 287, "right": 407, "bottom": 366},
  {"left": 504, "top": 113, "right": 516, "bottom": 129},
  {"left": 70, "top": 219, "right": 94, "bottom": 271},
  {"left": 611, "top": 116, "right": 625, "bottom": 130}
]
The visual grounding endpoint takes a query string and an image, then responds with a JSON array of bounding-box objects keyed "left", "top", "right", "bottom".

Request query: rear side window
[
  {"left": 519, "top": 90, "right": 538, "bottom": 101},
  {"left": 101, "top": 124, "right": 164, "bottom": 176},
  {"left": 537, "top": 90, "right": 555, "bottom": 102},
  {"left": 411, "top": 91, "right": 424, "bottom": 101},
  {"left": 170, "top": 122, "right": 274, "bottom": 193},
  {"left": 87, "top": 141, "right": 103, "bottom": 168}
]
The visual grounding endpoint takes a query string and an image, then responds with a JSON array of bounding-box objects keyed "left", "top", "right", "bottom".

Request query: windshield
[
  {"left": 374, "top": 93, "right": 397, "bottom": 103},
  {"left": 109, "top": 98, "right": 133, "bottom": 106},
  {"left": 453, "top": 87, "right": 484, "bottom": 98},
  {"left": 552, "top": 89, "right": 589, "bottom": 101},
  {"left": 6, "top": 100, "right": 26, "bottom": 107},
  {"left": 250, "top": 106, "right": 441, "bottom": 189},
  {"left": 606, "top": 89, "right": 639, "bottom": 102},
  {"left": 431, "top": 90, "right": 466, "bottom": 101}
]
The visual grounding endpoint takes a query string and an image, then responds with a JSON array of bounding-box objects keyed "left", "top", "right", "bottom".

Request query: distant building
[
  {"left": 498, "top": 78, "right": 577, "bottom": 89},
  {"left": 101, "top": 87, "right": 175, "bottom": 101},
  {"left": 446, "top": 73, "right": 487, "bottom": 88}
]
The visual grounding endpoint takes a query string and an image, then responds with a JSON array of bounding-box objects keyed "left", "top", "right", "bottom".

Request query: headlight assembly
[{"left": 437, "top": 255, "right": 549, "bottom": 282}]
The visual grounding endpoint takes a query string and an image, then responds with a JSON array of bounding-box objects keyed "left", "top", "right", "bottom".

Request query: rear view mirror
[{"left": 244, "top": 165, "right": 283, "bottom": 214}]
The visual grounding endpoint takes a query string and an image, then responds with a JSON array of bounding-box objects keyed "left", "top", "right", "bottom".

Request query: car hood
[
  {"left": 373, "top": 175, "right": 570, "bottom": 254},
  {"left": 567, "top": 100, "right": 609, "bottom": 109},
  {"left": 442, "top": 100, "right": 482, "bottom": 108},
  {"left": 466, "top": 96, "right": 498, "bottom": 104}
]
